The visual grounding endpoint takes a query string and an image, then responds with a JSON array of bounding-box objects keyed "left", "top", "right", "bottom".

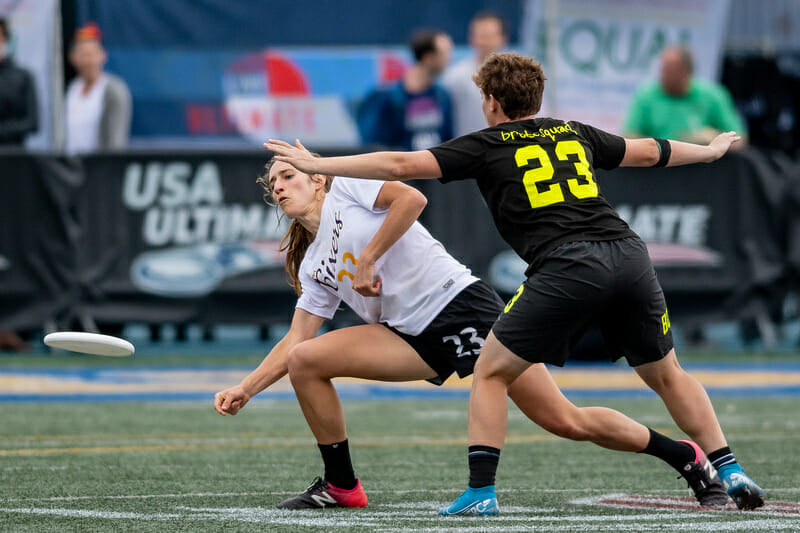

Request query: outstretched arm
[
  {"left": 213, "top": 308, "right": 324, "bottom": 415},
  {"left": 352, "top": 182, "right": 428, "bottom": 296},
  {"left": 265, "top": 139, "right": 442, "bottom": 181},
  {"left": 620, "top": 131, "right": 741, "bottom": 168}
]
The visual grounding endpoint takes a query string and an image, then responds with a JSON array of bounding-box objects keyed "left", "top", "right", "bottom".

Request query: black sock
[
  {"left": 468, "top": 445, "right": 500, "bottom": 488},
  {"left": 708, "top": 446, "right": 737, "bottom": 471},
  {"left": 318, "top": 439, "right": 357, "bottom": 490},
  {"left": 639, "top": 428, "right": 695, "bottom": 472}
]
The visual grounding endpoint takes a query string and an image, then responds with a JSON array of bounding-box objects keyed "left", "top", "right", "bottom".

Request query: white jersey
[{"left": 296, "top": 177, "right": 477, "bottom": 335}]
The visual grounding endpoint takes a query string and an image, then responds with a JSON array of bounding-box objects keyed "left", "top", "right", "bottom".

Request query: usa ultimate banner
[{"left": 521, "top": 0, "right": 730, "bottom": 134}]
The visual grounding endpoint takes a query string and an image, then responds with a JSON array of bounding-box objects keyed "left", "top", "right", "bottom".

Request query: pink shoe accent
[
  {"left": 677, "top": 440, "right": 707, "bottom": 466},
  {"left": 327, "top": 478, "right": 368, "bottom": 507}
]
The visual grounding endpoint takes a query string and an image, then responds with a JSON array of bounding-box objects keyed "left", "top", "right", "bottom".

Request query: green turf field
[{"left": 1, "top": 394, "right": 798, "bottom": 531}]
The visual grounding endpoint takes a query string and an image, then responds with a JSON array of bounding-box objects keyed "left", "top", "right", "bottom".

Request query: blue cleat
[
  {"left": 439, "top": 485, "right": 500, "bottom": 516},
  {"left": 718, "top": 465, "right": 765, "bottom": 510}
]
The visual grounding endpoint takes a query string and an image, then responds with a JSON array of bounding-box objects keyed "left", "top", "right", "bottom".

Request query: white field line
[
  {"left": 2, "top": 488, "right": 799, "bottom": 505},
  {"left": 0, "top": 489, "right": 691, "bottom": 504},
  {"left": 1, "top": 465, "right": 69, "bottom": 471},
  {"left": 572, "top": 493, "right": 800, "bottom": 518},
  {"left": 376, "top": 521, "right": 800, "bottom": 533},
  {"left": 1, "top": 505, "right": 799, "bottom": 531},
  {"left": 0, "top": 508, "right": 184, "bottom": 520}
]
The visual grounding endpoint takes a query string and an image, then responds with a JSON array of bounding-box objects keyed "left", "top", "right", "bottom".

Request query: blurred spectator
[
  {"left": 0, "top": 17, "right": 35, "bottom": 351},
  {"left": 0, "top": 17, "right": 38, "bottom": 147},
  {"left": 65, "top": 22, "right": 131, "bottom": 155},
  {"left": 442, "top": 11, "right": 508, "bottom": 136},
  {"left": 624, "top": 46, "right": 747, "bottom": 148},
  {"left": 357, "top": 29, "right": 453, "bottom": 150}
]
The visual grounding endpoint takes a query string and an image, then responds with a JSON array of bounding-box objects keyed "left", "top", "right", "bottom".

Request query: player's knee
[
  {"left": 474, "top": 354, "right": 520, "bottom": 386},
  {"left": 287, "top": 342, "right": 322, "bottom": 381},
  {"left": 636, "top": 351, "right": 683, "bottom": 392}
]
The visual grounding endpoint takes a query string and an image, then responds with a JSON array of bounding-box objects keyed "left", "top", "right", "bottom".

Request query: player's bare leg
[
  {"left": 439, "top": 332, "right": 527, "bottom": 516},
  {"left": 280, "top": 323, "right": 437, "bottom": 510},
  {"left": 635, "top": 348, "right": 765, "bottom": 509},
  {"left": 508, "top": 363, "right": 649, "bottom": 451},
  {"left": 634, "top": 349, "right": 725, "bottom": 451},
  {"left": 508, "top": 362, "right": 728, "bottom": 506},
  {"left": 467, "top": 332, "right": 530, "bottom": 449},
  {"left": 288, "top": 323, "right": 437, "bottom": 444},
  {"left": 441, "top": 337, "right": 729, "bottom": 514}
]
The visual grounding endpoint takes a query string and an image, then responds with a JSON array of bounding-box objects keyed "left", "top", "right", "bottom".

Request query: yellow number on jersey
[
  {"left": 557, "top": 140, "right": 598, "bottom": 199},
  {"left": 515, "top": 140, "right": 598, "bottom": 209},
  {"left": 515, "top": 145, "right": 563, "bottom": 209}
]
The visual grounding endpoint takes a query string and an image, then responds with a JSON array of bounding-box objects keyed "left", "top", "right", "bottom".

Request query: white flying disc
[{"left": 44, "top": 332, "right": 135, "bottom": 357}]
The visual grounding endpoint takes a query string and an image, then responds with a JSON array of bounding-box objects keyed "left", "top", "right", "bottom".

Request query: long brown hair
[{"left": 257, "top": 157, "right": 333, "bottom": 296}]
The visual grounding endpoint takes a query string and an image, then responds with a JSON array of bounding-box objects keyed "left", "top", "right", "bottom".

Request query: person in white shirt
[
  {"left": 442, "top": 12, "right": 508, "bottom": 136},
  {"left": 65, "top": 22, "right": 131, "bottom": 155},
  {"left": 214, "top": 143, "right": 727, "bottom": 511}
]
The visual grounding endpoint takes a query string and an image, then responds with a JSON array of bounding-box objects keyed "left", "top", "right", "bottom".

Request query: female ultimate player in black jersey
[{"left": 265, "top": 52, "right": 765, "bottom": 513}]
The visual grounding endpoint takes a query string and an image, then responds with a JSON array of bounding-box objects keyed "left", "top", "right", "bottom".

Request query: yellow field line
[
  {"left": 0, "top": 433, "right": 572, "bottom": 457},
  {"left": 3, "top": 370, "right": 800, "bottom": 393},
  {"left": 0, "top": 431, "right": 291, "bottom": 443},
  {"left": 6, "top": 426, "right": 795, "bottom": 458}
]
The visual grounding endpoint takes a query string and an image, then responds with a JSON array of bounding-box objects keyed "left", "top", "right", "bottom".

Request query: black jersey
[{"left": 429, "top": 117, "right": 636, "bottom": 275}]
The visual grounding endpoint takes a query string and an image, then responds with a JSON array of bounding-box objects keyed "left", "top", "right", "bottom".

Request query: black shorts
[
  {"left": 492, "top": 237, "right": 674, "bottom": 367},
  {"left": 386, "top": 280, "right": 504, "bottom": 385}
]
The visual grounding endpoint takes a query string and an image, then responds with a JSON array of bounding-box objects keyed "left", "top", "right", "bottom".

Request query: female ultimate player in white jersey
[{"left": 214, "top": 146, "right": 727, "bottom": 510}]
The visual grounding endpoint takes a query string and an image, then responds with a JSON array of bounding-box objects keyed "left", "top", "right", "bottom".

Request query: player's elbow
[
  {"left": 641, "top": 138, "right": 661, "bottom": 166},
  {"left": 389, "top": 155, "right": 417, "bottom": 181},
  {"left": 408, "top": 187, "right": 428, "bottom": 211},
  {"left": 389, "top": 165, "right": 410, "bottom": 181}
]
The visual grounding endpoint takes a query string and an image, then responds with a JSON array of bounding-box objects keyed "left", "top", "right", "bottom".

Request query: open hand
[
  {"left": 264, "top": 139, "right": 318, "bottom": 174},
  {"left": 708, "top": 131, "right": 741, "bottom": 160}
]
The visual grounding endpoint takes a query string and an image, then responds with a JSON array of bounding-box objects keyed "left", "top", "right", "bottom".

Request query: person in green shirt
[{"left": 624, "top": 46, "right": 747, "bottom": 148}]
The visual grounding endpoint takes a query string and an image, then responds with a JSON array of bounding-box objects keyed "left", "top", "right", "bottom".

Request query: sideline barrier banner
[
  {"left": 0, "top": 153, "right": 82, "bottom": 330},
  {"left": 0, "top": 149, "right": 794, "bottom": 330},
  {"left": 78, "top": 152, "right": 292, "bottom": 326}
]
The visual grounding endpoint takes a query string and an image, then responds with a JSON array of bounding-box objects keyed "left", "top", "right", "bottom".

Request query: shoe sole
[{"left": 731, "top": 487, "right": 766, "bottom": 510}]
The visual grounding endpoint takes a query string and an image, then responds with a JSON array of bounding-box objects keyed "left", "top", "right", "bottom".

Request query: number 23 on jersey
[{"left": 515, "top": 140, "right": 598, "bottom": 209}]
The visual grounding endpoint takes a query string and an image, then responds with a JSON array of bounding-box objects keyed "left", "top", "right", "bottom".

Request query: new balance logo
[{"left": 310, "top": 491, "right": 338, "bottom": 507}]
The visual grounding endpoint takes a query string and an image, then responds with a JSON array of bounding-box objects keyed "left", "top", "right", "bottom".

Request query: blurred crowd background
[{"left": 1, "top": 0, "right": 799, "bottom": 354}]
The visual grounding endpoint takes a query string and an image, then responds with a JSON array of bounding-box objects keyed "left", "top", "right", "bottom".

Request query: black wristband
[{"left": 653, "top": 138, "right": 671, "bottom": 167}]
